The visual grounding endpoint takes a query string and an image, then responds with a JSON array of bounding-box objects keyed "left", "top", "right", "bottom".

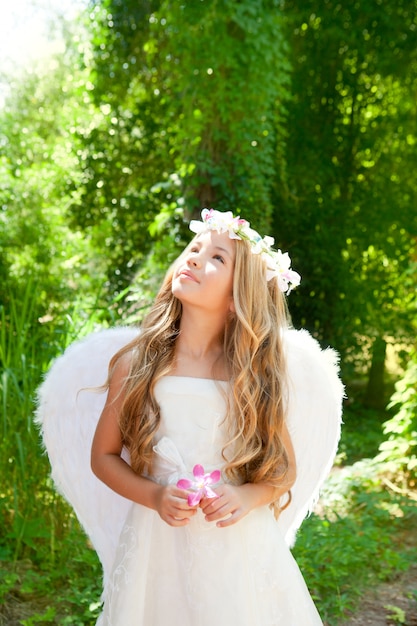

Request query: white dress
[
  {"left": 98, "top": 376, "right": 323, "bottom": 626},
  {"left": 35, "top": 327, "right": 344, "bottom": 626}
]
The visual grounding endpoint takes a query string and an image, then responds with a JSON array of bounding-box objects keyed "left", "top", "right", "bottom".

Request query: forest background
[{"left": 1, "top": 1, "right": 416, "bottom": 624}]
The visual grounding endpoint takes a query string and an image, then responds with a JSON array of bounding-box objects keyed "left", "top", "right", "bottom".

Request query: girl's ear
[{"left": 229, "top": 297, "right": 236, "bottom": 314}]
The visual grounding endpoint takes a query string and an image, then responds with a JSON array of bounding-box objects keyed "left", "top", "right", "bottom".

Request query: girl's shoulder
[{"left": 113, "top": 347, "right": 135, "bottom": 374}]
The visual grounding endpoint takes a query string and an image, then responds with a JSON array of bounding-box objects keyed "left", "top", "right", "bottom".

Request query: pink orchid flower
[{"left": 177, "top": 464, "right": 221, "bottom": 506}]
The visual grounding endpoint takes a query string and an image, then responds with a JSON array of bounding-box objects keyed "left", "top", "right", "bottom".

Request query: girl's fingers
[
  {"left": 215, "top": 510, "right": 242, "bottom": 527},
  {"left": 202, "top": 498, "right": 225, "bottom": 517},
  {"left": 203, "top": 498, "right": 236, "bottom": 523},
  {"left": 163, "top": 504, "right": 197, "bottom": 526},
  {"left": 201, "top": 486, "right": 249, "bottom": 525},
  {"left": 157, "top": 485, "right": 197, "bottom": 525},
  {"left": 172, "top": 486, "right": 192, "bottom": 501},
  {"left": 200, "top": 493, "right": 223, "bottom": 514},
  {"left": 166, "top": 515, "right": 191, "bottom": 527}
]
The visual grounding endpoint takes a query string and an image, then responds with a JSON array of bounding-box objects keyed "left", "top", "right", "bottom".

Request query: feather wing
[
  {"left": 36, "top": 326, "right": 343, "bottom": 576},
  {"left": 277, "top": 328, "right": 345, "bottom": 546},
  {"left": 35, "top": 326, "right": 139, "bottom": 585}
]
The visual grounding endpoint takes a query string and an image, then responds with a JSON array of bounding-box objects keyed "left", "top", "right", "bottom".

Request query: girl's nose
[{"left": 187, "top": 253, "right": 201, "bottom": 268}]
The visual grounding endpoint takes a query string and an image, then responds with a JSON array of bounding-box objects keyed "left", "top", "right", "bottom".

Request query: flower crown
[{"left": 189, "top": 208, "right": 301, "bottom": 294}]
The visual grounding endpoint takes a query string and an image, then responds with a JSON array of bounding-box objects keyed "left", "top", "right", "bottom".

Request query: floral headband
[{"left": 189, "top": 208, "right": 301, "bottom": 294}]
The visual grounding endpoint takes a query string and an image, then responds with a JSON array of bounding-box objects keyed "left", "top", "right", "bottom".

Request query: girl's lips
[{"left": 178, "top": 269, "right": 199, "bottom": 282}]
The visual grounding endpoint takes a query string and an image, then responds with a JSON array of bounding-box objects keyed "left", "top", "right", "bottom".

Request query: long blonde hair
[{"left": 107, "top": 236, "right": 291, "bottom": 492}]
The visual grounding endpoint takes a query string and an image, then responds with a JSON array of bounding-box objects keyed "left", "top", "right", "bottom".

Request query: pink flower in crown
[
  {"left": 265, "top": 249, "right": 301, "bottom": 293},
  {"left": 177, "top": 464, "right": 221, "bottom": 506},
  {"left": 189, "top": 208, "right": 301, "bottom": 293},
  {"left": 190, "top": 208, "right": 248, "bottom": 241}
]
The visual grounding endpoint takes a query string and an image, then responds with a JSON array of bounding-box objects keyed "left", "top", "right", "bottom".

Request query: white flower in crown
[
  {"left": 190, "top": 209, "right": 245, "bottom": 240},
  {"left": 250, "top": 233, "right": 275, "bottom": 254},
  {"left": 189, "top": 208, "right": 301, "bottom": 294},
  {"left": 264, "top": 250, "right": 301, "bottom": 294}
]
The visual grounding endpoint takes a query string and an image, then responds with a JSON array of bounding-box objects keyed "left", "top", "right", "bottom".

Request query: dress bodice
[{"left": 152, "top": 376, "right": 229, "bottom": 479}]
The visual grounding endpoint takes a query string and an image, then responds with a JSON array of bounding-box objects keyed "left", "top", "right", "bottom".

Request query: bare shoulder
[
  {"left": 103, "top": 349, "right": 135, "bottom": 407},
  {"left": 111, "top": 349, "right": 134, "bottom": 381},
  {"left": 92, "top": 349, "right": 135, "bottom": 452}
]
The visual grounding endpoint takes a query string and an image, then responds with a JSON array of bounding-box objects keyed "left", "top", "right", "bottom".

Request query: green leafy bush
[
  {"left": 294, "top": 465, "right": 416, "bottom": 625},
  {"left": 376, "top": 350, "right": 417, "bottom": 487}
]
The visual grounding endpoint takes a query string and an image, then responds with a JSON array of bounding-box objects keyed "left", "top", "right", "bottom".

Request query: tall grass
[
  {"left": 0, "top": 281, "right": 107, "bottom": 562},
  {"left": 0, "top": 282, "right": 58, "bottom": 562},
  {"left": 0, "top": 279, "right": 125, "bottom": 565},
  {"left": 0, "top": 281, "right": 118, "bottom": 623}
]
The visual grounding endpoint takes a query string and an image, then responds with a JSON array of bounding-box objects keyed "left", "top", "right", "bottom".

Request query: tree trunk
[{"left": 364, "top": 336, "right": 387, "bottom": 410}]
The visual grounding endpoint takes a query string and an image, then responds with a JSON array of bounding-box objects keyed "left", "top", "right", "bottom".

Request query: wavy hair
[
  {"left": 223, "top": 240, "right": 291, "bottom": 493},
  {"left": 106, "top": 236, "right": 292, "bottom": 504}
]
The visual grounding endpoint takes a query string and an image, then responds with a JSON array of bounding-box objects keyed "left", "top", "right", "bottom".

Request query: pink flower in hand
[{"left": 177, "top": 464, "right": 221, "bottom": 506}]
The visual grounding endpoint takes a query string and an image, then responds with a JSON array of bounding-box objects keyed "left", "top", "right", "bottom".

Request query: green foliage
[
  {"left": 384, "top": 604, "right": 407, "bottom": 624},
  {"left": 276, "top": 0, "right": 417, "bottom": 365},
  {"left": 0, "top": 523, "right": 102, "bottom": 626},
  {"left": 0, "top": 20, "right": 111, "bottom": 317},
  {"left": 336, "top": 402, "right": 387, "bottom": 464},
  {"left": 3, "top": 0, "right": 416, "bottom": 365},
  {"left": 72, "top": 0, "right": 292, "bottom": 296},
  {"left": 144, "top": 0, "right": 291, "bottom": 222},
  {"left": 294, "top": 467, "right": 416, "bottom": 624},
  {"left": 0, "top": 282, "right": 56, "bottom": 562},
  {"left": 295, "top": 377, "right": 417, "bottom": 623},
  {"left": 0, "top": 278, "right": 122, "bottom": 567},
  {"left": 376, "top": 349, "right": 417, "bottom": 485}
]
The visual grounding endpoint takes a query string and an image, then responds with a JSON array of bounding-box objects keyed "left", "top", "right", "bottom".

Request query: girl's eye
[{"left": 214, "top": 254, "right": 225, "bottom": 264}]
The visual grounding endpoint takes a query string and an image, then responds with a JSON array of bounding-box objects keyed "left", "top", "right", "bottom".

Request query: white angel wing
[
  {"left": 36, "top": 325, "right": 343, "bottom": 584},
  {"left": 277, "top": 328, "right": 344, "bottom": 546},
  {"left": 35, "top": 326, "right": 139, "bottom": 586}
]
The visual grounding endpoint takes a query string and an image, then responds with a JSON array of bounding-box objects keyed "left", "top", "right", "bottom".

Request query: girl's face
[{"left": 172, "top": 230, "right": 235, "bottom": 315}]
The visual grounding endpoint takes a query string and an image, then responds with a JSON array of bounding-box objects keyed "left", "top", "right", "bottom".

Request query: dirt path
[{"left": 340, "top": 565, "right": 417, "bottom": 626}]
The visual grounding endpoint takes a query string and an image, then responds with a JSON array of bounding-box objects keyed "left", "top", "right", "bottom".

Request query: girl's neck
[{"left": 170, "top": 311, "right": 228, "bottom": 379}]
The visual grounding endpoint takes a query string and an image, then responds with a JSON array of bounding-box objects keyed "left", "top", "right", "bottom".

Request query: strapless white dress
[{"left": 98, "top": 376, "right": 323, "bottom": 626}]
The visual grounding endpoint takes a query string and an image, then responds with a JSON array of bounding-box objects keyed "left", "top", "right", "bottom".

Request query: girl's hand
[
  {"left": 200, "top": 484, "right": 256, "bottom": 528},
  {"left": 154, "top": 484, "right": 198, "bottom": 527},
  {"left": 200, "top": 483, "right": 267, "bottom": 528}
]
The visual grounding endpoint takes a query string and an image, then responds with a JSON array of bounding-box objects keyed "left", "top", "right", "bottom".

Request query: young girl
[{"left": 37, "top": 209, "right": 344, "bottom": 625}]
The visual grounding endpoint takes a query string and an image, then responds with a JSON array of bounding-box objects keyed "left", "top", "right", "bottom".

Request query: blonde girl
[{"left": 37, "top": 209, "right": 343, "bottom": 626}]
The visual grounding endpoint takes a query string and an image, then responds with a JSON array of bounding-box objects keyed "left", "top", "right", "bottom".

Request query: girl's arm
[
  {"left": 200, "top": 423, "right": 296, "bottom": 528},
  {"left": 91, "top": 353, "right": 196, "bottom": 527}
]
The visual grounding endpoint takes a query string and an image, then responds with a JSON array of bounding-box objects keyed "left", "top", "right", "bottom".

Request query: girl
[{"left": 37, "top": 209, "right": 344, "bottom": 625}]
